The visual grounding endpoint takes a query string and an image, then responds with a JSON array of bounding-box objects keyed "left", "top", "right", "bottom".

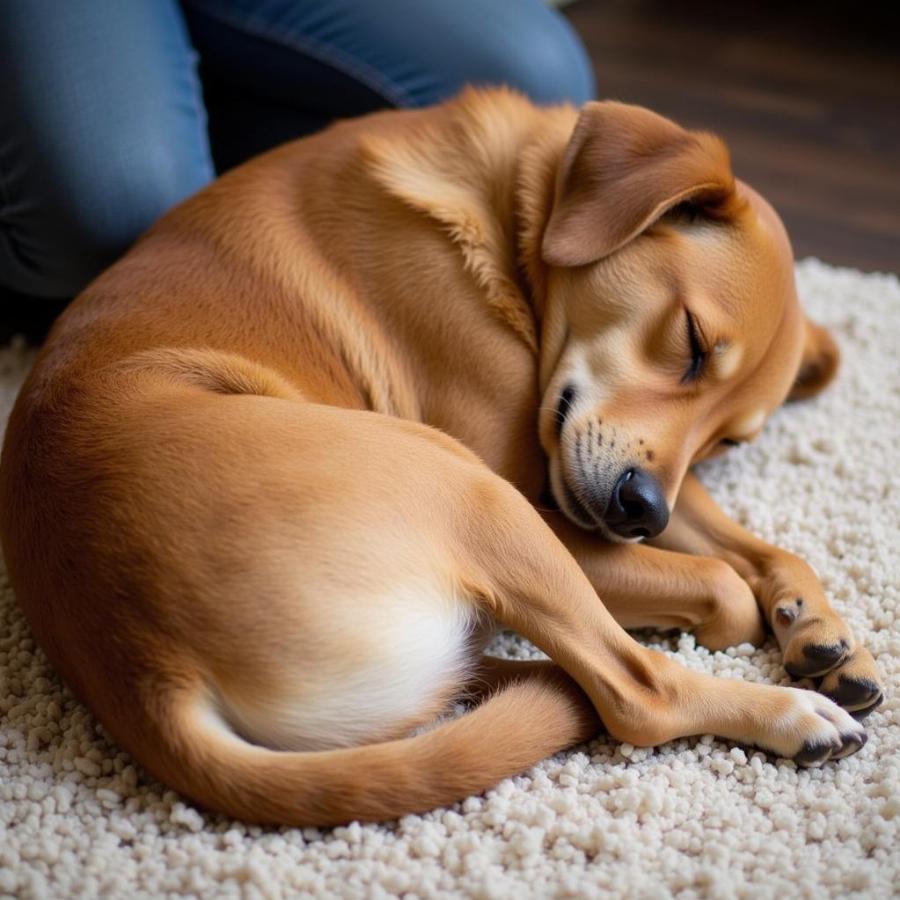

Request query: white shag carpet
[{"left": 1, "top": 258, "right": 898, "bottom": 899}]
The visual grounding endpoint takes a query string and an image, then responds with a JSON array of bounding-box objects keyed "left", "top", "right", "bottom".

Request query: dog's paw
[
  {"left": 819, "top": 645, "right": 884, "bottom": 719},
  {"left": 774, "top": 598, "right": 883, "bottom": 717},
  {"left": 758, "top": 687, "right": 867, "bottom": 766},
  {"left": 775, "top": 597, "right": 851, "bottom": 677}
]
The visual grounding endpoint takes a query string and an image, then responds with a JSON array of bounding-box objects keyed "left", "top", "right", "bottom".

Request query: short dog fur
[{"left": 0, "top": 89, "right": 883, "bottom": 826}]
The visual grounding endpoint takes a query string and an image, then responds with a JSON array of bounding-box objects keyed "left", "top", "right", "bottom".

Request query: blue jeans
[{"left": 0, "top": 0, "right": 594, "bottom": 300}]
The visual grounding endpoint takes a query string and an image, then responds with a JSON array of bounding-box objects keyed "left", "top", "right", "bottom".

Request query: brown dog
[{"left": 0, "top": 89, "right": 883, "bottom": 826}]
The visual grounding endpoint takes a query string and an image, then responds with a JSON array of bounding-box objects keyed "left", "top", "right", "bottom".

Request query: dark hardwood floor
[{"left": 564, "top": 0, "right": 900, "bottom": 273}]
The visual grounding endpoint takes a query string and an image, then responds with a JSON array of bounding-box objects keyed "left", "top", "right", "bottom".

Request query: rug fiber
[{"left": 0, "top": 258, "right": 898, "bottom": 898}]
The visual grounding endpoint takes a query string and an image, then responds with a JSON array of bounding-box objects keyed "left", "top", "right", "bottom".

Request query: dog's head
[{"left": 536, "top": 102, "right": 838, "bottom": 540}]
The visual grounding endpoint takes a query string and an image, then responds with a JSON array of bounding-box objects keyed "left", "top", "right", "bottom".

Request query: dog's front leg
[
  {"left": 462, "top": 472, "right": 865, "bottom": 762},
  {"left": 649, "top": 472, "right": 883, "bottom": 716},
  {"left": 543, "top": 509, "right": 766, "bottom": 651}
]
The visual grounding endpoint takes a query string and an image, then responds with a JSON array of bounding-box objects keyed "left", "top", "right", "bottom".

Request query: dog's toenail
[
  {"left": 851, "top": 694, "right": 884, "bottom": 721},
  {"left": 832, "top": 732, "right": 865, "bottom": 759},
  {"left": 794, "top": 741, "right": 832, "bottom": 766}
]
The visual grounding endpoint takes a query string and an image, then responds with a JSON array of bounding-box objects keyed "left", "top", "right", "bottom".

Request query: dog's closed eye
[{"left": 681, "top": 310, "right": 708, "bottom": 384}]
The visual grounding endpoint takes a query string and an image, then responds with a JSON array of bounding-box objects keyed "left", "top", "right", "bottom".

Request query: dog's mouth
[
  {"left": 558, "top": 475, "right": 598, "bottom": 529},
  {"left": 545, "top": 460, "right": 605, "bottom": 531}
]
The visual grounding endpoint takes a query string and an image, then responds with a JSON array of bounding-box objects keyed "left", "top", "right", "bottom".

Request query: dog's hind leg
[{"left": 464, "top": 655, "right": 597, "bottom": 726}]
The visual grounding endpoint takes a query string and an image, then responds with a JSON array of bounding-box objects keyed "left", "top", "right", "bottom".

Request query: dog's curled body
[{"left": 0, "top": 90, "right": 880, "bottom": 825}]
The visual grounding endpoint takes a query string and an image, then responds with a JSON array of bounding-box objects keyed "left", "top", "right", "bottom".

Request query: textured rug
[{"left": 1, "top": 258, "right": 898, "bottom": 899}]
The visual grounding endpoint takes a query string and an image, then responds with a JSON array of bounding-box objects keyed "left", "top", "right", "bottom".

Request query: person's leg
[
  {"left": 183, "top": 0, "right": 596, "bottom": 171},
  {"left": 0, "top": 1, "right": 214, "bottom": 299}
]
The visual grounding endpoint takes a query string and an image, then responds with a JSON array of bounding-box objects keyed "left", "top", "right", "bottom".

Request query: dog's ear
[
  {"left": 788, "top": 318, "right": 840, "bottom": 401},
  {"left": 542, "top": 102, "right": 738, "bottom": 267}
]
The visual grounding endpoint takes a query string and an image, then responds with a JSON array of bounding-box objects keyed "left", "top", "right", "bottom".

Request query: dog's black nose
[{"left": 604, "top": 468, "right": 669, "bottom": 539}]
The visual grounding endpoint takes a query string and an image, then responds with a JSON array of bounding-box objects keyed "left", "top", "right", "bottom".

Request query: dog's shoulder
[{"left": 360, "top": 89, "right": 575, "bottom": 351}]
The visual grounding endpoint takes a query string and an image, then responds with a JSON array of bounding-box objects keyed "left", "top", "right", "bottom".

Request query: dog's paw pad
[
  {"left": 774, "top": 597, "right": 804, "bottom": 627},
  {"left": 818, "top": 646, "right": 884, "bottom": 718},
  {"left": 784, "top": 639, "right": 850, "bottom": 678},
  {"left": 822, "top": 674, "right": 881, "bottom": 710},
  {"left": 775, "top": 599, "right": 854, "bottom": 680}
]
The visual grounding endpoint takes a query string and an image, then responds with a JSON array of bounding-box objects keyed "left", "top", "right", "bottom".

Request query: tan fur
[{"left": 0, "top": 89, "right": 880, "bottom": 826}]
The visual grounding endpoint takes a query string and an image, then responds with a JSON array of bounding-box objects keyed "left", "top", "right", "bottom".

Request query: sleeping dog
[{"left": 0, "top": 89, "right": 883, "bottom": 826}]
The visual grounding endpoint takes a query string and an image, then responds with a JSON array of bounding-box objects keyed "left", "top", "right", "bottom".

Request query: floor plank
[{"left": 564, "top": 0, "right": 900, "bottom": 273}]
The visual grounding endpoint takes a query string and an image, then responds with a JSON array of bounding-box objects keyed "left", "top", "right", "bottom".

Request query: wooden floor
[{"left": 564, "top": 0, "right": 900, "bottom": 273}]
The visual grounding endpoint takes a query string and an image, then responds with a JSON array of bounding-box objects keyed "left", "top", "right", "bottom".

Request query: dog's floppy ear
[
  {"left": 542, "top": 102, "right": 737, "bottom": 267},
  {"left": 788, "top": 318, "right": 840, "bottom": 401}
]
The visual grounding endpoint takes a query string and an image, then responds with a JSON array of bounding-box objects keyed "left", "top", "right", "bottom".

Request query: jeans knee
[
  {"left": 468, "top": 5, "right": 596, "bottom": 106},
  {"left": 1, "top": 232, "right": 98, "bottom": 300},
  {"left": 3, "top": 226, "right": 119, "bottom": 299},
  {"left": 2, "top": 136, "right": 209, "bottom": 299}
]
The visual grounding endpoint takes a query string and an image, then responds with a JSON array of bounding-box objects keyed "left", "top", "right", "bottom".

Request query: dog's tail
[{"left": 143, "top": 670, "right": 598, "bottom": 827}]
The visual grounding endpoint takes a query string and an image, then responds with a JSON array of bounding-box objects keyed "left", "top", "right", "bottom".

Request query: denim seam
[
  {"left": 184, "top": 2, "right": 416, "bottom": 108},
  {"left": 162, "top": 0, "right": 217, "bottom": 184},
  {"left": 181, "top": 48, "right": 217, "bottom": 183}
]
